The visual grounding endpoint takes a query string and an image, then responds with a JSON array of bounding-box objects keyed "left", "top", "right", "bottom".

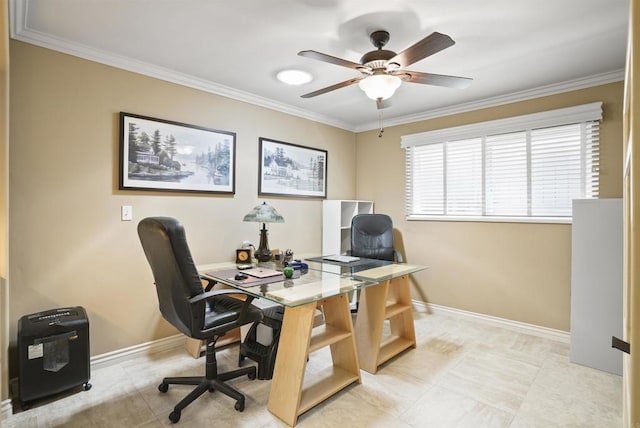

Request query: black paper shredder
[{"left": 17, "top": 306, "right": 91, "bottom": 409}]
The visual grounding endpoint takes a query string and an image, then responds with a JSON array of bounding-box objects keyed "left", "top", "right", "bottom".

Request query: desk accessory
[
  {"left": 243, "top": 202, "right": 284, "bottom": 262},
  {"left": 287, "top": 261, "right": 308, "bottom": 273},
  {"left": 236, "top": 248, "right": 253, "bottom": 269}
]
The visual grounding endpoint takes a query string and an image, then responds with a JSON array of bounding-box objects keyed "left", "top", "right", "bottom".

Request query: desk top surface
[{"left": 198, "top": 257, "right": 428, "bottom": 307}]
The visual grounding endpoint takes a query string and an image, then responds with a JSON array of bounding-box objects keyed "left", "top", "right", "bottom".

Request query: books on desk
[{"left": 322, "top": 255, "right": 360, "bottom": 263}]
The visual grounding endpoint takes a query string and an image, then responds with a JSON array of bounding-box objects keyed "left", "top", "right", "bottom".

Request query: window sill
[{"left": 406, "top": 215, "right": 572, "bottom": 224}]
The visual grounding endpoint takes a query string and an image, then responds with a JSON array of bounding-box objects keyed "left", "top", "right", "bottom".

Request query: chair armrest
[
  {"left": 189, "top": 289, "right": 259, "bottom": 332},
  {"left": 201, "top": 277, "right": 217, "bottom": 291},
  {"left": 189, "top": 288, "right": 255, "bottom": 304}
]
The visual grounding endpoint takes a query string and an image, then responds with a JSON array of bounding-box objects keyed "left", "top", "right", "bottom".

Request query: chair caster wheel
[
  {"left": 248, "top": 371, "right": 256, "bottom": 380},
  {"left": 169, "top": 410, "right": 181, "bottom": 423},
  {"left": 158, "top": 382, "right": 169, "bottom": 393},
  {"left": 235, "top": 399, "right": 245, "bottom": 412},
  {"left": 83, "top": 382, "right": 92, "bottom": 391}
]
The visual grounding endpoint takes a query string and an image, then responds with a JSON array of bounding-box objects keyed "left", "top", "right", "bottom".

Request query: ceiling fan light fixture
[
  {"left": 276, "top": 69, "right": 313, "bottom": 85},
  {"left": 358, "top": 73, "right": 402, "bottom": 100}
]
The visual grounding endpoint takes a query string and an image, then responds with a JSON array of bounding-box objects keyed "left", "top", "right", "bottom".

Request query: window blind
[{"left": 402, "top": 102, "right": 602, "bottom": 222}]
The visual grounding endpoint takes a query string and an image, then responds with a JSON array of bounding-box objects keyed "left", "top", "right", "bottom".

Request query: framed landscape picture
[
  {"left": 119, "top": 112, "right": 235, "bottom": 194},
  {"left": 258, "top": 137, "right": 327, "bottom": 198}
]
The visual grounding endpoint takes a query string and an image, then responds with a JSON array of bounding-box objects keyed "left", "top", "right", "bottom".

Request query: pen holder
[{"left": 273, "top": 254, "right": 284, "bottom": 270}]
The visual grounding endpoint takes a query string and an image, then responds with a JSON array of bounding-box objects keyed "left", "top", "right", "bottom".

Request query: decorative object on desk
[
  {"left": 283, "top": 266, "right": 294, "bottom": 279},
  {"left": 119, "top": 112, "right": 236, "bottom": 194},
  {"left": 273, "top": 253, "right": 284, "bottom": 269},
  {"left": 258, "top": 137, "right": 327, "bottom": 198},
  {"left": 243, "top": 202, "right": 284, "bottom": 262},
  {"left": 283, "top": 248, "right": 294, "bottom": 264},
  {"left": 236, "top": 248, "right": 253, "bottom": 269}
]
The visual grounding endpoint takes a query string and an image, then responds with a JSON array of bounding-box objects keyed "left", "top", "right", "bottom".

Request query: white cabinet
[
  {"left": 322, "top": 200, "right": 373, "bottom": 255},
  {"left": 570, "top": 198, "right": 623, "bottom": 375}
]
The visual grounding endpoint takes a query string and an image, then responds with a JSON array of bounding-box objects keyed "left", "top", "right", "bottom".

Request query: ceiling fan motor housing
[{"left": 360, "top": 49, "right": 396, "bottom": 68}]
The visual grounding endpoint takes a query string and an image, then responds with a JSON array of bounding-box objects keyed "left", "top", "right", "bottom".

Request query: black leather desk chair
[
  {"left": 138, "top": 217, "right": 263, "bottom": 423},
  {"left": 350, "top": 213, "right": 403, "bottom": 262},
  {"left": 349, "top": 214, "right": 403, "bottom": 311}
]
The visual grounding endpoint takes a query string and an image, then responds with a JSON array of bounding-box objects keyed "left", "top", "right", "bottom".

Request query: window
[{"left": 402, "top": 102, "right": 602, "bottom": 222}]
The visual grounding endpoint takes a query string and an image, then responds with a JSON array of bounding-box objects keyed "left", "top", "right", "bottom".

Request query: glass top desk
[
  {"left": 304, "top": 256, "right": 428, "bottom": 374},
  {"left": 199, "top": 258, "right": 427, "bottom": 426}
]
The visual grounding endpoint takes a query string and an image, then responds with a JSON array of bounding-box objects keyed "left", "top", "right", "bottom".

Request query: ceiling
[{"left": 10, "top": 0, "right": 629, "bottom": 132}]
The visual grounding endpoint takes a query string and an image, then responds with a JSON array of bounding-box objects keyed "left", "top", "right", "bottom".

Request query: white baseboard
[
  {"left": 413, "top": 300, "right": 570, "bottom": 343},
  {"left": 90, "top": 334, "right": 186, "bottom": 371},
  {"left": 1, "top": 398, "right": 12, "bottom": 421}
]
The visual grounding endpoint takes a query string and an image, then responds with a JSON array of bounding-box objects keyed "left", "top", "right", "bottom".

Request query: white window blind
[{"left": 402, "top": 102, "right": 602, "bottom": 222}]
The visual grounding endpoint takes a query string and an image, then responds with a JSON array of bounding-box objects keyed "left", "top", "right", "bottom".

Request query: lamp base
[{"left": 255, "top": 224, "right": 272, "bottom": 262}]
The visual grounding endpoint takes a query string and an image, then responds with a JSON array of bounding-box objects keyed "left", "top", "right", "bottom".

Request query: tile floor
[{"left": 2, "top": 310, "right": 622, "bottom": 427}]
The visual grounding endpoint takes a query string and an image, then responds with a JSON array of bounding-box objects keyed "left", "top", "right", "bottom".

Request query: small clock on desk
[{"left": 236, "top": 248, "right": 253, "bottom": 269}]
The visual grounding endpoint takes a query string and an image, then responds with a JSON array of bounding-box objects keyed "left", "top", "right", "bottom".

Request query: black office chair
[
  {"left": 349, "top": 214, "right": 403, "bottom": 312},
  {"left": 137, "top": 217, "right": 263, "bottom": 423},
  {"left": 350, "top": 213, "right": 403, "bottom": 262}
]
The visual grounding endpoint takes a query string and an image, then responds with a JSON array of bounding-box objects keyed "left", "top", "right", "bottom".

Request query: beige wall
[
  {"left": 355, "top": 82, "right": 624, "bottom": 331},
  {"left": 8, "top": 41, "right": 356, "bottom": 360}
]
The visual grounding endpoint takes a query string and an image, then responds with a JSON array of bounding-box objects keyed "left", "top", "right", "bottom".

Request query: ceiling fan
[{"left": 298, "top": 30, "right": 472, "bottom": 108}]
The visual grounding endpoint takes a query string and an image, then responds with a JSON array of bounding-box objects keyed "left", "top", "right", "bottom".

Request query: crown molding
[
  {"left": 9, "top": 0, "right": 356, "bottom": 131},
  {"left": 355, "top": 69, "right": 625, "bottom": 132},
  {"left": 10, "top": 0, "right": 625, "bottom": 134}
]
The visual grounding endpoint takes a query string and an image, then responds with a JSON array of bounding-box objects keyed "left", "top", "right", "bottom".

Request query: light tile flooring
[{"left": 3, "top": 310, "right": 622, "bottom": 427}]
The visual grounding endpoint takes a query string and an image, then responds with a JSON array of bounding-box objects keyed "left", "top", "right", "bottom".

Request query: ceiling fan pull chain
[{"left": 378, "top": 106, "right": 384, "bottom": 138}]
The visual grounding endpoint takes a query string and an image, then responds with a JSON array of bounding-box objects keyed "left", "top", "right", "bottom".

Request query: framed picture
[
  {"left": 258, "top": 137, "right": 327, "bottom": 198},
  {"left": 119, "top": 112, "right": 236, "bottom": 194}
]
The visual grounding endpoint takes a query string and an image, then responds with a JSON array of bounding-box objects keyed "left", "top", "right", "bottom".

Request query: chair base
[{"left": 159, "top": 342, "right": 257, "bottom": 424}]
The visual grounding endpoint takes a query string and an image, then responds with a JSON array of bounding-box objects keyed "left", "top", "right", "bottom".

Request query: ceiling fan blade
[
  {"left": 298, "top": 50, "right": 363, "bottom": 70},
  {"left": 301, "top": 77, "right": 363, "bottom": 98},
  {"left": 388, "top": 32, "right": 456, "bottom": 68},
  {"left": 403, "top": 71, "right": 472, "bottom": 89}
]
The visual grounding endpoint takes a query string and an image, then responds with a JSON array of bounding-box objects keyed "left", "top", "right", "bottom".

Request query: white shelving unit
[{"left": 322, "top": 200, "right": 374, "bottom": 256}]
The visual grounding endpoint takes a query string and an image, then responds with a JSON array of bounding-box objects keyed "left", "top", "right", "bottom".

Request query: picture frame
[
  {"left": 258, "top": 137, "right": 327, "bottom": 198},
  {"left": 119, "top": 112, "right": 236, "bottom": 194}
]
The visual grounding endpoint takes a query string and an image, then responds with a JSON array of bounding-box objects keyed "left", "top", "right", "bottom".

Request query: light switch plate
[{"left": 121, "top": 205, "right": 133, "bottom": 221}]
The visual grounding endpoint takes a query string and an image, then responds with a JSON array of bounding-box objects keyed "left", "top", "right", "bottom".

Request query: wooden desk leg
[
  {"left": 185, "top": 338, "right": 204, "bottom": 358},
  {"left": 355, "top": 275, "right": 416, "bottom": 373},
  {"left": 355, "top": 281, "right": 387, "bottom": 373},
  {"left": 322, "top": 295, "right": 362, "bottom": 377},
  {"left": 267, "top": 302, "right": 316, "bottom": 426},
  {"left": 388, "top": 276, "right": 417, "bottom": 351}
]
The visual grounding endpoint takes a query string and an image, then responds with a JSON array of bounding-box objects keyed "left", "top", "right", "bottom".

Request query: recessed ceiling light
[{"left": 276, "top": 69, "right": 313, "bottom": 85}]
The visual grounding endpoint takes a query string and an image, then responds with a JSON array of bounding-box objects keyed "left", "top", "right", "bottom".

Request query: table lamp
[{"left": 243, "top": 202, "right": 284, "bottom": 262}]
